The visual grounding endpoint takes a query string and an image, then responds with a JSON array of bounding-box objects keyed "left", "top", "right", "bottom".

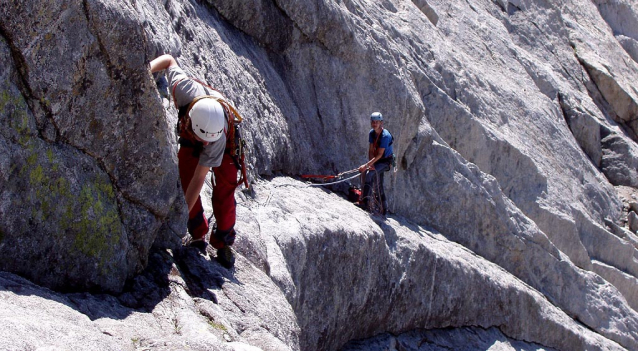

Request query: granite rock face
[
  {"left": 0, "top": 181, "right": 628, "bottom": 351},
  {"left": 1, "top": 0, "right": 638, "bottom": 350},
  {"left": 0, "top": 0, "right": 181, "bottom": 292}
]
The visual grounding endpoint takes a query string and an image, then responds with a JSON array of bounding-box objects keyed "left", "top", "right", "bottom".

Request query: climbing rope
[
  {"left": 300, "top": 168, "right": 360, "bottom": 187},
  {"left": 304, "top": 171, "right": 361, "bottom": 187}
]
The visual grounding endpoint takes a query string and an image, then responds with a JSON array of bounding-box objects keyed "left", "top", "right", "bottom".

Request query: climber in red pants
[{"left": 151, "top": 54, "right": 240, "bottom": 269}]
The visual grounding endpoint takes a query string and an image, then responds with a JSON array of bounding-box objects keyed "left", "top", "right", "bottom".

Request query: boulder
[{"left": 0, "top": 0, "right": 180, "bottom": 292}]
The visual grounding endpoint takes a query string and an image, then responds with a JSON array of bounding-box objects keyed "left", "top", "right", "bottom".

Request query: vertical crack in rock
[
  {"left": 0, "top": 26, "right": 61, "bottom": 143},
  {"left": 79, "top": 0, "right": 164, "bottom": 219}
]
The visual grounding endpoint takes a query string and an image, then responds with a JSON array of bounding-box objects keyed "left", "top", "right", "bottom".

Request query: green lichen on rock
[
  {"left": 72, "top": 180, "right": 121, "bottom": 271},
  {"left": 29, "top": 164, "right": 45, "bottom": 185},
  {"left": 17, "top": 143, "right": 123, "bottom": 275},
  {"left": 0, "top": 79, "right": 32, "bottom": 146}
]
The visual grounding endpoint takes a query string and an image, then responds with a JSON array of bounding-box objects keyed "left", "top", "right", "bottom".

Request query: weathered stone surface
[
  {"left": 341, "top": 327, "right": 558, "bottom": 351},
  {"left": 137, "top": 0, "right": 638, "bottom": 347},
  {"left": 601, "top": 126, "right": 638, "bottom": 188},
  {"left": 0, "top": 0, "right": 180, "bottom": 292},
  {"left": 204, "top": 0, "right": 294, "bottom": 52},
  {"left": 617, "top": 34, "right": 638, "bottom": 63},
  {"left": 0, "top": 181, "right": 628, "bottom": 351},
  {"left": 593, "top": 260, "right": 638, "bottom": 312},
  {"left": 0, "top": 240, "right": 300, "bottom": 351},
  {"left": 629, "top": 211, "right": 638, "bottom": 233},
  {"left": 572, "top": 10, "right": 638, "bottom": 142},
  {"left": 2, "top": 0, "right": 638, "bottom": 350},
  {"left": 236, "top": 179, "right": 629, "bottom": 351},
  {"left": 0, "top": 35, "right": 129, "bottom": 291},
  {"left": 0, "top": 272, "right": 129, "bottom": 351},
  {"left": 593, "top": 0, "right": 638, "bottom": 43}
]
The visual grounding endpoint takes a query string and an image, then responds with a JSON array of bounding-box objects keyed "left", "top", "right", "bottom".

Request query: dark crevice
[
  {"left": 575, "top": 54, "right": 638, "bottom": 143},
  {"left": 557, "top": 93, "right": 570, "bottom": 131},
  {"left": 556, "top": 92, "right": 601, "bottom": 169}
]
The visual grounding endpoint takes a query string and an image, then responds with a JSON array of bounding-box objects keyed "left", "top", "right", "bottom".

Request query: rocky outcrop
[
  {"left": 0, "top": 180, "right": 628, "bottom": 350},
  {"left": 0, "top": 0, "right": 181, "bottom": 292},
  {"left": 0, "top": 244, "right": 299, "bottom": 351},
  {"left": 2, "top": 0, "right": 638, "bottom": 350},
  {"left": 342, "top": 327, "right": 559, "bottom": 351}
]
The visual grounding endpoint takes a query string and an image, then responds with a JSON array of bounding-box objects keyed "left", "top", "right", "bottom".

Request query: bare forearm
[
  {"left": 359, "top": 147, "right": 385, "bottom": 172},
  {"left": 185, "top": 165, "right": 210, "bottom": 212},
  {"left": 367, "top": 152, "right": 383, "bottom": 166},
  {"left": 150, "top": 54, "right": 177, "bottom": 73}
]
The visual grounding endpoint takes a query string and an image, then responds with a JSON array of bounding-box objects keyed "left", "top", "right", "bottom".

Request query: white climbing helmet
[
  {"left": 189, "top": 99, "right": 225, "bottom": 142},
  {"left": 370, "top": 112, "right": 383, "bottom": 121}
]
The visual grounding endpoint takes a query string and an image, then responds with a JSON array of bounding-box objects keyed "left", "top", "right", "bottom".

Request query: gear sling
[{"left": 172, "top": 78, "right": 249, "bottom": 248}]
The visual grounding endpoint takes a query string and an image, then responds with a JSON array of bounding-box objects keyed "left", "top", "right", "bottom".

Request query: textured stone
[
  {"left": 235, "top": 179, "right": 628, "bottom": 351},
  {"left": 137, "top": 0, "right": 638, "bottom": 347},
  {"left": 0, "top": 181, "right": 628, "bottom": 351},
  {"left": 0, "top": 241, "right": 299, "bottom": 351},
  {"left": 342, "top": 327, "right": 558, "bottom": 351},
  {"left": 601, "top": 126, "right": 638, "bottom": 187},
  {"left": 2, "top": 0, "right": 638, "bottom": 350},
  {"left": 617, "top": 35, "right": 638, "bottom": 63},
  {"left": 0, "top": 0, "right": 180, "bottom": 292},
  {"left": 629, "top": 211, "right": 638, "bottom": 233}
]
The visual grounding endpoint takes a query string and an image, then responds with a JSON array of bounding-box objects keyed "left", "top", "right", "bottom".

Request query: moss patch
[
  {"left": 3, "top": 71, "right": 124, "bottom": 280},
  {"left": 208, "top": 321, "right": 227, "bottom": 331},
  {"left": 0, "top": 79, "right": 32, "bottom": 146}
]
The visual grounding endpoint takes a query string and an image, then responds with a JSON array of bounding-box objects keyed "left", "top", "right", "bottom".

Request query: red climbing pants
[{"left": 178, "top": 144, "right": 238, "bottom": 249}]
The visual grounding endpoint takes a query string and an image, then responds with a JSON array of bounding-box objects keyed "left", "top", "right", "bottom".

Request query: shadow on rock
[
  {"left": 171, "top": 245, "right": 242, "bottom": 302},
  {"left": 66, "top": 244, "right": 237, "bottom": 321},
  {"left": 1, "top": 244, "right": 237, "bottom": 324},
  {"left": 116, "top": 245, "right": 238, "bottom": 311}
]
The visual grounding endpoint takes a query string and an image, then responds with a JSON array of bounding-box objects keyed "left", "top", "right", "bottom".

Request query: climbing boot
[{"left": 216, "top": 246, "right": 236, "bottom": 269}]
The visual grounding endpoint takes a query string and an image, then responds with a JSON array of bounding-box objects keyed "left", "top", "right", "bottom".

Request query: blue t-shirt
[{"left": 369, "top": 128, "right": 393, "bottom": 159}]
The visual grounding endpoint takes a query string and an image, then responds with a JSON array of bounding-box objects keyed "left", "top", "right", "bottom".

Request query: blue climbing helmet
[{"left": 370, "top": 112, "right": 383, "bottom": 121}]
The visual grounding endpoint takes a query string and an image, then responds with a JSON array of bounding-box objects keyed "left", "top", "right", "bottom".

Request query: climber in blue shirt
[{"left": 358, "top": 112, "right": 394, "bottom": 215}]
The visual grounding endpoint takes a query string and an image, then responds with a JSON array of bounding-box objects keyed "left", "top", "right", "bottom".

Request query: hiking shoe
[
  {"left": 188, "top": 239, "right": 208, "bottom": 253},
  {"left": 216, "top": 247, "right": 235, "bottom": 269}
]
